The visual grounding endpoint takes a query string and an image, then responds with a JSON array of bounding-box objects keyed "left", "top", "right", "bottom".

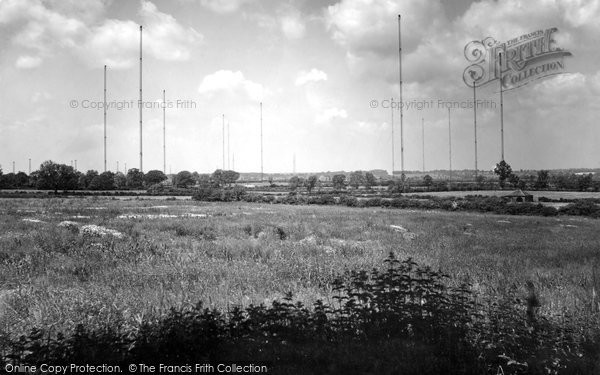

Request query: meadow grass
[{"left": 0, "top": 197, "right": 599, "bottom": 348}]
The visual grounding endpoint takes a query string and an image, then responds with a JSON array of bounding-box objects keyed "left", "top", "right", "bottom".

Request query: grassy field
[
  {"left": 1, "top": 197, "right": 599, "bottom": 361},
  {"left": 405, "top": 190, "right": 600, "bottom": 200}
]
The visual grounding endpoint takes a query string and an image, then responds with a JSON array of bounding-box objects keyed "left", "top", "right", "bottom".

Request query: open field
[{"left": 1, "top": 197, "right": 599, "bottom": 344}]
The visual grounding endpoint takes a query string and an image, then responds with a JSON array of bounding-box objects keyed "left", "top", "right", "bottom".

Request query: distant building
[
  {"left": 503, "top": 189, "right": 534, "bottom": 203},
  {"left": 370, "top": 169, "right": 391, "bottom": 179},
  {"left": 318, "top": 175, "right": 331, "bottom": 182}
]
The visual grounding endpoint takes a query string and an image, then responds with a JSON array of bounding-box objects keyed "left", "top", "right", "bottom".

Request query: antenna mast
[
  {"left": 260, "top": 102, "right": 263, "bottom": 181},
  {"left": 104, "top": 65, "right": 107, "bottom": 172},
  {"left": 448, "top": 108, "right": 452, "bottom": 179},
  {"left": 398, "top": 15, "right": 404, "bottom": 175},
  {"left": 139, "top": 25, "right": 143, "bottom": 172},
  {"left": 163, "top": 89, "right": 166, "bottom": 174}
]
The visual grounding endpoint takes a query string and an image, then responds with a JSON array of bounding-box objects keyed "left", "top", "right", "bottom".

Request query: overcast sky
[{"left": 0, "top": 0, "right": 598, "bottom": 174}]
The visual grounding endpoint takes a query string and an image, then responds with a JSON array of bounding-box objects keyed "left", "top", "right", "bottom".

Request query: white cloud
[
  {"left": 2, "top": 0, "right": 87, "bottom": 55},
  {"left": 0, "top": 0, "right": 202, "bottom": 69},
  {"left": 198, "top": 70, "right": 266, "bottom": 101},
  {"left": 80, "top": 1, "right": 203, "bottom": 68},
  {"left": 200, "top": 0, "right": 254, "bottom": 13},
  {"left": 324, "top": 0, "right": 450, "bottom": 85},
  {"left": 562, "top": 0, "right": 600, "bottom": 29},
  {"left": 15, "top": 55, "right": 43, "bottom": 69},
  {"left": 295, "top": 69, "right": 328, "bottom": 86},
  {"left": 246, "top": 6, "right": 306, "bottom": 40},
  {"left": 280, "top": 13, "right": 305, "bottom": 39},
  {"left": 316, "top": 107, "right": 348, "bottom": 125},
  {"left": 325, "top": 0, "right": 446, "bottom": 56},
  {"left": 140, "top": 1, "right": 203, "bottom": 61},
  {"left": 81, "top": 19, "right": 139, "bottom": 68},
  {"left": 523, "top": 72, "right": 599, "bottom": 110}
]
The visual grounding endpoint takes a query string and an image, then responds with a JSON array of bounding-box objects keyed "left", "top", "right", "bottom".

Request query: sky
[{"left": 0, "top": 0, "right": 598, "bottom": 174}]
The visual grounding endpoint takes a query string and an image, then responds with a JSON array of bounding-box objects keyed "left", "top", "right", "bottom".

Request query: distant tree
[
  {"left": 523, "top": 174, "right": 536, "bottom": 189},
  {"left": 268, "top": 176, "right": 274, "bottom": 187},
  {"left": 577, "top": 173, "right": 594, "bottom": 191},
  {"left": 210, "top": 170, "right": 239, "bottom": 187},
  {"left": 0, "top": 167, "right": 3, "bottom": 188},
  {"left": 476, "top": 174, "right": 486, "bottom": 188},
  {"left": 364, "top": 172, "right": 377, "bottom": 190},
  {"left": 28, "top": 171, "right": 41, "bottom": 189},
  {"left": 388, "top": 173, "right": 407, "bottom": 194},
  {"left": 305, "top": 175, "right": 318, "bottom": 194},
  {"left": 144, "top": 170, "right": 168, "bottom": 187},
  {"left": 196, "top": 174, "right": 211, "bottom": 187},
  {"left": 508, "top": 174, "right": 521, "bottom": 188},
  {"left": 89, "top": 171, "right": 115, "bottom": 190},
  {"left": 423, "top": 175, "right": 433, "bottom": 188},
  {"left": 289, "top": 176, "right": 301, "bottom": 191},
  {"left": 2, "top": 173, "right": 17, "bottom": 189},
  {"left": 349, "top": 171, "right": 365, "bottom": 189},
  {"left": 534, "top": 170, "right": 549, "bottom": 190},
  {"left": 332, "top": 174, "right": 346, "bottom": 190},
  {"left": 113, "top": 172, "right": 127, "bottom": 190},
  {"left": 211, "top": 169, "right": 225, "bottom": 187},
  {"left": 13, "top": 172, "right": 29, "bottom": 188},
  {"left": 79, "top": 170, "right": 98, "bottom": 190},
  {"left": 36, "top": 161, "right": 78, "bottom": 192},
  {"left": 494, "top": 160, "right": 513, "bottom": 189},
  {"left": 387, "top": 179, "right": 404, "bottom": 194},
  {"left": 222, "top": 170, "right": 240, "bottom": 186},
  {"left": 175, "top": 170, "right": 195, "bottom": 188},
  {"left": 553, "top": 173, "right": 577, "bottom": 190},
  {"left": 126, "top": 168, "right": 145, "bottom": 189}
]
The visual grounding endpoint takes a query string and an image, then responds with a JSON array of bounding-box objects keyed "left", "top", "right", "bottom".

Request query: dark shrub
[
  {"left": 339, "top": 195, "right": 359, "bottom": 207},
  {"left": 309, "top": 194, "right": 336, "bottom": 205},
  {"left": 559, "top": 200, "right": 600, "bottom": 218},
  {"left": 363, "top": 197, "right": 383, "bottom": 207},
  {"left": 192, "top": 186, "right": 222, "bottom": 202}
]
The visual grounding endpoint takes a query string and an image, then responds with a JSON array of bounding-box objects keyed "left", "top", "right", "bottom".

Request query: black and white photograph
[{"left": 0, "top": 0, "right": 599, "bottom": 373}]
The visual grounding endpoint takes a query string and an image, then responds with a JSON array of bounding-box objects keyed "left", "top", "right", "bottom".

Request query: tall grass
[{"left": 0, "top": 198, "right": 599, "bottom": 373}]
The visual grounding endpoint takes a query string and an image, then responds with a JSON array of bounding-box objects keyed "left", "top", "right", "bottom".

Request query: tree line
[
  {"left": 0, "top": 161, "right": 240, "bottom": 192},
  {"left": 283, "top": 163, "right": 598, "bottom": 193}
]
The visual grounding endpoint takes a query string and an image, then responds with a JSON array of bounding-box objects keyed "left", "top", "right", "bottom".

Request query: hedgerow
[{"left": 193, "top": 190, "right": 600, "bottom": 219}]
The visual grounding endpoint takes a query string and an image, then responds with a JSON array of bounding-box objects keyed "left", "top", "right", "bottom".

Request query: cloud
[
  {"left": 280, "top": 13, "right": 306, "bottom": 39},
  {"left": 324, "top": 0, "right": 450, "bottom": 86},
  {"left": 316, "top": 107, "right": 348, "bottom": 125},
  {"left": 523, "top": 72, "right": 600, "bottom": 110},
  {"left": 246, "top": 5, "right": 306, "bottom": 40},
  {"left": 325, "top": 0, "right": 446, "bottom": 56},
  {"left": 295, "top": 69, "right": 328, "bottom": 86},
  {"left": 200, "top": 0, "right": 254, "bottom": 13},
  {"left": 140, "top": 1, "right": 203, "bottom": 60},
  {"left": 198, "top": 70, "right": 266, "bottom": 101},
  {"left": 80, "top": 1, "right": 203, "bottom": 68},
  {"left": 15, "top": 55, "right": 43, "bottom": 69},
  {"left": 0, "top": 0, "right": 202, "bottom": 69},
  {"left": 0, "top": 0, "right": 87, "bottom": 56},
  {"left": 81, "top": 19, "right": 139, "bottom": 68}
]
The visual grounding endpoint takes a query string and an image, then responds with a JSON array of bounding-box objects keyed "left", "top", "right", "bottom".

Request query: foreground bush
[{"left": 2, "top": 253, "right": 597, "bottom": 374}]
